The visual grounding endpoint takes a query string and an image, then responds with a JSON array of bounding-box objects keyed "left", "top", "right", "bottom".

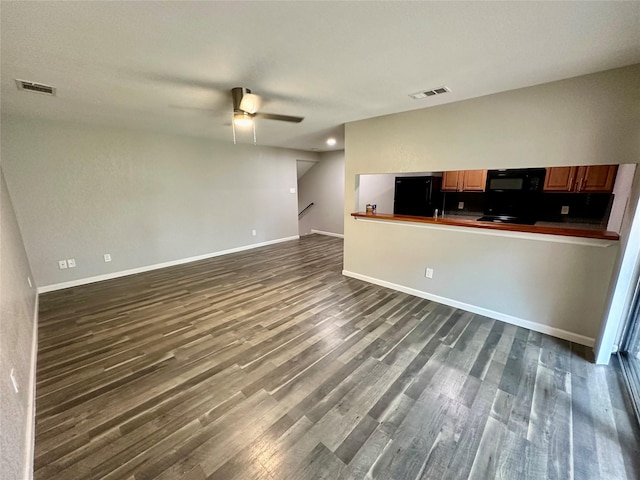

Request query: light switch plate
[
  {"left": 458, "top": 202, "right": 464, "bottom": 210},
  {"left": 289, "top": 187, "right": 296, "bottom": 194},
  {"left": 561, "top": 206, "right": 570, "bottom": 215}
]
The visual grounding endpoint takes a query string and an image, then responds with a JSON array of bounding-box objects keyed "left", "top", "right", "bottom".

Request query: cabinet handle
[{"left": 577, "top": 178, "right": 586, "bottom": 192}]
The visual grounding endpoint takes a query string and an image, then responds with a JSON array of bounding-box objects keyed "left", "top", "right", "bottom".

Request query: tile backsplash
[
  {"left": 536, "top": 192, "right": 613, "bottom": 226},
  {"left": 441, "top": 192, "right": 485, "bottom": 217},
  {"left": 442, "top": 191, "right": 613, "bottom": 226}
]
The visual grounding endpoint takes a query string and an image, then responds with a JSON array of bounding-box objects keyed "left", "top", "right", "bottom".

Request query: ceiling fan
[{"left": 231, "top": 87, "right": 303, "bottom": 144}]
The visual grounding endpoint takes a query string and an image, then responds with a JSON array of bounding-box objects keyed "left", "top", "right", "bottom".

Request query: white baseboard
[
  {"left": 310, "top": 229, "right": 344, "bottom": 239},
  {"left": 342, "top": 270, "right": 595, "bottom": 347},
  {"left": 38, "top": 236, "right": 300, "bottom": 293},
  {"left": 24, "top": 294, "right": 38, "bottom": 480}
]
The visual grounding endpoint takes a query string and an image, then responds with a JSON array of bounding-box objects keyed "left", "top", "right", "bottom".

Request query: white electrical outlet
[
  {"left": 67, "top": 258, "right": 76, "bottom": 268},
  {"left": 10, "top": 368, "right": 19, "bottom": 393},
  {"left": 58, "top": 260, "right": 68, "bottom": 270},
  {"left": 27, "top": 277, "right": 32, "bottom": 288},
  {"left": 289, "top": 187, "right": 296, "bottom": 194},
  {"left": 103, "top": 254, "right": 112, "bottom": 263},
  {"left": 252, "top": 230, "right": 257, "bottom": 236},
  {"left": 425, "top": 268, "right": 434, "bottom": 279},
  {"left": 561, "top": 206, "right": 570, "bottom": 215},
  {"left": 458, "top": 202, "right": 464, "bottom": 210}
]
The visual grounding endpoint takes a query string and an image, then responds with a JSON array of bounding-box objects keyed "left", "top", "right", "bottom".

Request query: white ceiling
[{"left": 1, "top": 1, "right": 639, "bottom": 152}]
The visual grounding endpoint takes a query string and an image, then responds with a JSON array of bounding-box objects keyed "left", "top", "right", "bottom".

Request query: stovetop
[{"left": 476, "top": 215, "right": 536, "bottom": 225}]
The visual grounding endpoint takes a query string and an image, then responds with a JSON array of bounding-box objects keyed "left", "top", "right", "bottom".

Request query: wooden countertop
[{"left": 351, "top": 212, "right": 620, "bottom": 241}]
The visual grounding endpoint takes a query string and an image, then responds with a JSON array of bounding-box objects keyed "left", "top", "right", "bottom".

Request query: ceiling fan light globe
[
  {"left": 239, "top": 93, "right": 261, "bottom": 114},
  {"left": 233, "top": 112, "right": 253, "bottom": 127}
]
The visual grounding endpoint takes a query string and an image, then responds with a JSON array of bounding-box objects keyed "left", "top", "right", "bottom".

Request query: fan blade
[{"left": 256, "top": 112, "right": 304, "bottom": 123}]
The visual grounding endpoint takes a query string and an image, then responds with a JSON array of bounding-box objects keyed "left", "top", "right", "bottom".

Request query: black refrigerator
[{"left": 393, "top": 176, "right": 442, "bottom": 217}]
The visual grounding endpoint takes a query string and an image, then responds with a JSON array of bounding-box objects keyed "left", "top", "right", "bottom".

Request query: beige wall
[
  {"left": 2, "top": 116, "right": 316, "bottom": 289},
  {"left": 346, "top": 65, "right": 639, "bottom": 175},
  {"left": 344, "top": 65, "right": 640, "bottom": 344},
  {"left": 0, "top": 169, "right": 38, "bottom": 480}
]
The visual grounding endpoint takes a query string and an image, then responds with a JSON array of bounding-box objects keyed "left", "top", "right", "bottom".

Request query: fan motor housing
[{"left": 232, "top": 87, "right": 251, "bottom": 112}]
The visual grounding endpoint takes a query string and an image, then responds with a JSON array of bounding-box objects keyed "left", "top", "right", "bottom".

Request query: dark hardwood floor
[{"left": 35, "top": 234, "right": 640, "bottom": 479}]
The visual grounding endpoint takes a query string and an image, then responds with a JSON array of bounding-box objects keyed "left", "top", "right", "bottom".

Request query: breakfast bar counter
[{"left": 350, "top": 211, "right": 620, "bottom": 241}]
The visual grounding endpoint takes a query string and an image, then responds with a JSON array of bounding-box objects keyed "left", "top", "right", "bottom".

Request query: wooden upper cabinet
[
  {"left": 578, "top": 165, "right": 618, "bottom": 192},
  {"left": 441, "top": 171, "right": 462, "bottom": 191},
  {"left": 544, "top": 165, "right": 617, "bottom": 193},
  {"left": 442, "top": 170, "right": 487, "bottom": 192},
  {"left": 543, "top": 167, "right": 578, "bottom": 192},
  {"left": 461, "top": 170, "right": 488, "bottom": 191}
]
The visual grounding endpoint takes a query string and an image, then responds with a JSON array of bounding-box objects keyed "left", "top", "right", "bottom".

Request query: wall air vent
[
  {"left": 409, "top": 86, "right": 450, "bottom": 100},
  {"left": 15, "top": 79, "right": 56, "bottom": 96}
]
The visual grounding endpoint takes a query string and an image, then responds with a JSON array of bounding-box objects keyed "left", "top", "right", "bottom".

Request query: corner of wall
[{"left": 23, "top": 295, "right": 38, "bottom": 480}]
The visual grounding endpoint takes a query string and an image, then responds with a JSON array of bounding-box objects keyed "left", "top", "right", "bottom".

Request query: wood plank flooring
[{"left": 35, "top": 234, "right": 640, "bottom": 479}]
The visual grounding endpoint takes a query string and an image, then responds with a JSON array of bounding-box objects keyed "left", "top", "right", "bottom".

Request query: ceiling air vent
[
  {"left": 15, "top": 79, "right": 56, "bottom": 96},
  {"left": 409, "top": 86, "right": 450, "bottom": 100}
]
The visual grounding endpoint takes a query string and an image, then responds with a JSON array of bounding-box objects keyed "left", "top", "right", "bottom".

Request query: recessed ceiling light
[{"left": 326, "top": 138, "right": 336, "bottom": 146}]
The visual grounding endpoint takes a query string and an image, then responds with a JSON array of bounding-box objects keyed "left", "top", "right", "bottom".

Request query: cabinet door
[
  {"left": 577, "top": 165, "right": 618, "bottom": 193},
  {"left": 442, "top": 171, "right": 461, "bottom": 191},
  {"left": 461, "top": 170, "right": 487, "bottom": 191},
  {"left": 543, "top": 167, "right": 577, "bottom": 192}
]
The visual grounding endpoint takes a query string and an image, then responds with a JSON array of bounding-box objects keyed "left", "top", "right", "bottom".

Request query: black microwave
[
  {"left": 486, "top": 168, "right": 546, "bottom": 192},
  {"left": 478, "top": 168, "right": 547, "bottom": 224}
]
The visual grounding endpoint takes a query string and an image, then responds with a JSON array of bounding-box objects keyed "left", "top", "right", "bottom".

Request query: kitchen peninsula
[
  {"left": 356, "top": 164, "right": 633, "bottom": 242},
  {"left": 350, "top": 211, "right": 620, "bottom": 241}
]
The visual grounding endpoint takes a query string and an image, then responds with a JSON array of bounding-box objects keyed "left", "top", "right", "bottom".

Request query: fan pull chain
[{"left": 232, "top": 120, "right": 237, "bottom": 145}]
